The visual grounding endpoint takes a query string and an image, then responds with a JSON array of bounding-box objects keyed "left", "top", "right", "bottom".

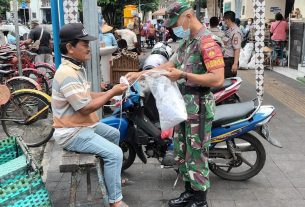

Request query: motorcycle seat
[
  {"left": 213, "top": 100, "right": 256, "bottom": 127},
  {"left": 210, "top": 79, "right": 233, "bottom": 94}
]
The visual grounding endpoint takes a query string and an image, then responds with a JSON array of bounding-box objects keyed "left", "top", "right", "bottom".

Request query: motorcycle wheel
[
  {"left": 120, "top": 141, "right": 136, "bottom": 171},
  {"left": 209, "top": 133, "right": 266, "bottom": 181}
]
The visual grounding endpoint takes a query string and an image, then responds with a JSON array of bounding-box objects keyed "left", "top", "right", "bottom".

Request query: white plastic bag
[
  {"left": 239, "top": 43, "right": 254, "bottom": 69},
  {"left": 248, "top": 55, "right": 256, "bottom": 70},
  {"left": 144, "top": 71, "right": 187, "bottom": 130}
]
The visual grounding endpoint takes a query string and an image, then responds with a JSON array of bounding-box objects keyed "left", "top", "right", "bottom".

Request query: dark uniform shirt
[{"left": 28, "top": 27, "right": 52, "bottom": 55}]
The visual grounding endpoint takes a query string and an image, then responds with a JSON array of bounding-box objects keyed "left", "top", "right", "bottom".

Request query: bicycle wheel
[
  {"left": 35, "top": 64, "right": 55, "bottom": 80},
  {"left": 35, "top": 64, "right": 55, "bottom": 89},
  {"left": 1, "top": 91, "right": 54, "bottom": 147},
  {"left": 6, "top": 77, "right": 39, "bottom": 92},
  {"left": 23, "top": 70, "right": 50, "bottom": 95}
]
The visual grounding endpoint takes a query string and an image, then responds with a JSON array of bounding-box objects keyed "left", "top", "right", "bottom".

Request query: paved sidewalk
[{"left": 41, "top": 69, "right": 305, "bottom": 207}]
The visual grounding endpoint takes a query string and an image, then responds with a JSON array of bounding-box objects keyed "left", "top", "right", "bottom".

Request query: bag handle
[
  {"left": 271, "top": 21, "right": 281, "bottom": 34},
  {"left": 38, "top": 28, "right": 44, "bottom": 41}
]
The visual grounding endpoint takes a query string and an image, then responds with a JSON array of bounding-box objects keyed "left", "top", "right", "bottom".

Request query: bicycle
[
  {"left": 0, "top": 85, "right": 54, "bottom": 147},
  {"left": 0, "top": 64, "right": 42, "bottom": 92},
  {"left": 0, "top": 48, "right": 55, "bottom": 95}
]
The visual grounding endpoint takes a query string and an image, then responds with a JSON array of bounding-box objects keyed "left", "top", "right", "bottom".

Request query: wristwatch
[{"left": 180, "top": 72, "right": 188, "bottom": 81}]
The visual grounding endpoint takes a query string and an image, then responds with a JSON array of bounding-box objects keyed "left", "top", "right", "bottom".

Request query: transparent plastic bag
[{"left": 144, "top": 71, "right": 187, "bottom": 130}]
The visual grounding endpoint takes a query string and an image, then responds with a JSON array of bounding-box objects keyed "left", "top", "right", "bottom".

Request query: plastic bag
[
  {"left": 248, "top": 54, "right": 256, "bottom": 70},
  {"left": 144, "top": 71, "right": 187, "bottom": 130},
  {"left": 239, "top": 43, "right": 254, "bottom": 69}
]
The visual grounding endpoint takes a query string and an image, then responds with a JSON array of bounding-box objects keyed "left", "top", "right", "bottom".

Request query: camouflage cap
[{"left": 163, "top": 0, "right": 191, "bottom": 28}]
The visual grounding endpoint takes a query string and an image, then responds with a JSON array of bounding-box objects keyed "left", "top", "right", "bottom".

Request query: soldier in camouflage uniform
[{"left": 126, "top": 1, "right": 224, "bottom": 206}]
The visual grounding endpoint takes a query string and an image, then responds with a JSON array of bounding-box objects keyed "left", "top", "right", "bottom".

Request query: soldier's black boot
[
  {"left": 185, "top": 190, "right": 208, "bottom": 207},
  {"left": 168, "top": 182, "right": 194, "bottom": 207}
]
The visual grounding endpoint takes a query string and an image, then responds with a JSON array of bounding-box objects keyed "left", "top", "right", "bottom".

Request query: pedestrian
[
  {"left": 126, "top": 1, "right": 224, "bottom": 206},
  {"left": 146, "top": 24, "right": 156, "bottom": 48},
  {"left": 222, "top": 11, "right": 242, "bottom": 78},
  {"left": 22, "top": 19, "right": 53, "bottom": 64},
  {"left": 51, "top": 23, "right": 129, "bottom": 207},
  {"left": 270, "top": 13, "right": 288, "bottom": 64},
  {"left": 270, "top": 13, "right": 288, "bottom": 42},
  {"left": 115, "top": 24, "right": 138, "bottom": 53},
  {"left": 209, "top": 16, "right": 224, "bottom": 39},
  {"left": 133, "top": 13, "right": 142, "bottom": 53},
  {"left": 100, "top": 22, "right": 118, "bottom": 47}
]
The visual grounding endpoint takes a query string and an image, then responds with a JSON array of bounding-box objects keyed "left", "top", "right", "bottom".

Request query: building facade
[{"left": 224, "top": 0, "right": 286, "bottom": 20}]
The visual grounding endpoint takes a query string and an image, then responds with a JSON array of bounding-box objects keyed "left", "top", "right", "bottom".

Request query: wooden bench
[{"left": 59, "top": 150, "right": 109, "bottom": 207}]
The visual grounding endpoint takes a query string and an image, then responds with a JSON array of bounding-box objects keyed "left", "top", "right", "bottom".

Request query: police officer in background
[
  {"left": 126, "top": 1, "right": 224, "bottom": 206},
  {"left": 222, "top": 11, "right": 242, "bottom": 78}
]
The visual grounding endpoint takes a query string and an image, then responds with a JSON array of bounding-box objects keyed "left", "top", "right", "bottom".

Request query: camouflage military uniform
[{"left": 172, "top": 27, "right": 224, "bottom": 191}]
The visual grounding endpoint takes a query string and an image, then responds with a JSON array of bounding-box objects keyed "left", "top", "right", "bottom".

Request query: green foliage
[{"left": 97, "top": 0, "right": 159, "bottom": 28}]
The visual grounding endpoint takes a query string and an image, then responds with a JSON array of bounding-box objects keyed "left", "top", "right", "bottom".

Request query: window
[
  {"left": 32, "top": 12, "right": 36, "bottom": 19},
  {"left": 242, "top": 6, "right": 245, "bottom": 15}
]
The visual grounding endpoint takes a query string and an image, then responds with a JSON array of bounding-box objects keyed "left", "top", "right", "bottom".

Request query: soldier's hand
[
  {"left": 125, "top": 72, "right": 141, "bottom": 83},
  {"left": 164, "top": 67, "right": 183, "bottom": 81},
  {"left": 111, "top": 84, "right": 128, "bottom": 96}
]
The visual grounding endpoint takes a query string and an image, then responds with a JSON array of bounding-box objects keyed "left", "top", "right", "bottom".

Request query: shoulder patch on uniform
[
  {"left": 233, "top": 36, "right": 239, "bottom": 45},
  {"left": 201, "top": 35, "right": 217, "bottom": 49}
]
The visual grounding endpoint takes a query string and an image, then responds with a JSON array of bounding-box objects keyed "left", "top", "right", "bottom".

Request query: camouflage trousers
[{"left": 174, "top": 93, "right": 215, "bottom": 191}]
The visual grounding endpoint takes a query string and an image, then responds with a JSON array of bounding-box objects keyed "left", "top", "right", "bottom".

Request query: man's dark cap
[{"left": 60, "top": 23, "right": 97, "bottom": 42}]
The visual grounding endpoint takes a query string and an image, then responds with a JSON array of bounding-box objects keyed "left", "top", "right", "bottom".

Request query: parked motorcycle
[{"left": 101, "top": 85, "right": 282, "bottom": 181}]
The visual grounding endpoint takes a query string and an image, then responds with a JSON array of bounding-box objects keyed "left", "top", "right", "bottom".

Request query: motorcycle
[
  {"left": 212, "top": 77, "right": 241, "bottom": 105},
  {"left": 101, "top": 84, "right": 282, "bottom": 181}
]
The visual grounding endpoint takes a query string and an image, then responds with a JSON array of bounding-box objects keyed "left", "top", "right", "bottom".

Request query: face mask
[{"left": 172, "top": 16, "right": 190, "bottom": 39}]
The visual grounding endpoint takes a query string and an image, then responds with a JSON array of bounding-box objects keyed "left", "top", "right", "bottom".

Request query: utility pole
[
  {"left": 13, "top": 0, "right": 22, "bottom": 76},
  {"left": 82, "top": 0, "right": 101, "bottom": 93}
]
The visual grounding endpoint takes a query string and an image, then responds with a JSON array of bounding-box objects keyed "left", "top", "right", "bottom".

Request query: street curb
[
  {"left": 41, "top": 139, "right": 55, "bottom": 183},
  {"left": 297, "top": 77, "right": 305, "bottom": 84}
]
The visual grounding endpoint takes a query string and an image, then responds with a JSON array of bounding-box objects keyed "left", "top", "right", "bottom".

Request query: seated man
[
  {"left": 51, "top": 23, "right": 129, "bottom": 207},
  {"left": 115, "top": 24, "right": 138, "bottom": 53}
]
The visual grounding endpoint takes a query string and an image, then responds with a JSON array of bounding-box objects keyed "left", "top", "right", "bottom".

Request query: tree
[
  {"left": 97, "top": 0, "right": 159, "bottom": 27},
  {"left": 0, "top": 0, "right": 10, "bottom": 19}
]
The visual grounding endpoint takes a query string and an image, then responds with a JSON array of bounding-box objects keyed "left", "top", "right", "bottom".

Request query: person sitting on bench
[{"left": 51, "top": 23, "right": 129, "bottom": 207}]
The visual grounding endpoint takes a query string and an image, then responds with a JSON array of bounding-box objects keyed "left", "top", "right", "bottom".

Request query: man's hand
[
  {"left": 232, "top": 64, "right": 238, "bottom": 75},
  {"left": 125, "top": 72, "right": 141, "bottom": 83},
  {"left": 164, "top": 67, "right": 183, "bottom": 81},
  {"left": 110, "top": 84, "right": 128, "bottom": 96}
]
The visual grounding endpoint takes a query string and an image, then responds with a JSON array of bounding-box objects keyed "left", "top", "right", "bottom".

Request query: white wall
[
  {"left": 29, "top": 0, "right": 42, "bottom": 22},
  {"left": 239, "top": 0, "right": 286, "bottom": 20},
  {"left": 265, "top": 0, "right": 286, "bottom": 20}
]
